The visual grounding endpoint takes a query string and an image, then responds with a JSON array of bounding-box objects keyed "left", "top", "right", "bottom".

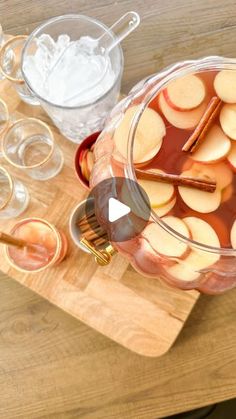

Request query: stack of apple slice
[
  {"left": 79, "top": 144, "right": 95, "bottom": 182},
  {"left": 114, "top": 105, "right": 166, "bottom": 165},
  {"left": 143, "top": 216, "right": 220, "bottom": 282},
  {"left": 159, "top": 74, "right": 208, "bottom": 129}
]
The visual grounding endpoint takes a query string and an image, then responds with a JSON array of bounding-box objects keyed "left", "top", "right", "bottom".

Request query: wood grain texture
[
  {"left": 0, "top": 78, "right": 199, "bottom": 357},
  {"left": 0, "top": 0, "right": 236, "bottom": 417}
]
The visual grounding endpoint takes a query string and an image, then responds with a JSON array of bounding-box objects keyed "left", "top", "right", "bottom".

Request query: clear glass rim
[
  {"left": 0, "top": 165, "right": 13, "bottom": 210},
  {"left": 0, "top": 35, "right": 27, "bottom": 84},
  {"left": 2, "top": 117, "right": 55, "bottom": 169},
  {"left": 5, "top": 217, "right": 62, "bottom": 273},
  {"left": 126, "top": 55, "right": 236, "bottom": 256},
  {"left": 21, "top": 14, "right": 124, "bottom": 110},
  {"left": 0, "top": 97, "right": 10, "bottom": 136}
]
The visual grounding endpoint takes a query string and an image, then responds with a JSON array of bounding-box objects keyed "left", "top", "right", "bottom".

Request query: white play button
[{"left": 108, "top": 197, "right": 131, "bottom": 222}]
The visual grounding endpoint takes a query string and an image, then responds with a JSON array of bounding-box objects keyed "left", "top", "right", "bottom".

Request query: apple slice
[
  {"left": 214, "top": 70, "right": 236, "bottom": 103},
  {"left": 143, "top": 216, "right": 190, "bottom": 258},
  {"left": 191, "top": 125, "right": 231, "bottom": 163},
  {"left": 152, "top": 196, "right": 176, "bottom": 217},
  {"left": 222, "top": 183, "right": 233, "bottom": 203},
  {"left": 138, "top": 169, "right": 175, "bottom": 208},
  {"left": 79, "top": 149, "right": 86, "bottom": 166},
  {"left": 227, "top": 141, "right": 236, "bottom": 170},
  {"left": 114, "top": 105, "right": 166, "bottom": 163},
  {"left": 81, "top": 149, "right": 89, "bottom": 180},
  {"left": 163, "top": 74, "right": 206, "bottom": 111},
  {"left": 159, "top": 92, "right": 207, "bottom": 130},
  {"left": 230, "top": 220, "right": 236, "bottom": 248},
  {"left": 220, "top": 104, "right": 236, "bottom": 140},
  {"left": 86, "top": 150, "right": 94, "bottom": 175},
  {"left": 178, "top": 169, "right": 221, "bottom": 213},
  {"left": 191, "top": 161, "right": 233, "bottom": 190},
  {"left": 135, "top": 143, "right": 163, "bottom": 166},
  {"left": 167, "top": 217, "right": 220, "bottom": 281}
]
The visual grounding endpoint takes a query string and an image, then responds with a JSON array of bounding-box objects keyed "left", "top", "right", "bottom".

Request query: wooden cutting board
[{"left": 0, "top": 77, "right": 199, "bottom": 357}]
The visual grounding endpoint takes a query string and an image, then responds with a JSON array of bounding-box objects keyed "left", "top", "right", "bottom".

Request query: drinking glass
[
  {"left": 2, "top": 117, "right": 64, "bottom": 180},
  {"left": 0, "top": 165, "right": 29, "bottom": 219},
  {"left": 21, "top": 15, "right": 124, "bottom": 143},
  {"left": 4, "top": 217, "right": 68, "bottom": 273},
  {"left": 0, "top": 24, "right": 5, "bottom": 80},
  {"left": 0, "top": 97, "right": 9, "bottom": 157},
  {"left": 0, "top": 35, "right": 39, "bottom": 105}
]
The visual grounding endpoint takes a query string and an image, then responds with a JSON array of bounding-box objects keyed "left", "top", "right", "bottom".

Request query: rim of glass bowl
[
  {"left": 21, "top": 14, "right": 124, "bottom": 110},
  {"left": 126, "top": 55, "right": 236, "bottom": 256}
]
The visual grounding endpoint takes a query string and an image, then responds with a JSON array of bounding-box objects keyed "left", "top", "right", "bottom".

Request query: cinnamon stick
[
  {"left": 136, "top": 169, "right": 216, "bottom": 192},
  {"left": 93, "top": 237, "right": 107, "bottom": 247},
  {"left": 0, "top": 232, "right": 27, "bottom": 248},
  {"left": 182, "top": 97, "right": 222, "bottom": 153}
]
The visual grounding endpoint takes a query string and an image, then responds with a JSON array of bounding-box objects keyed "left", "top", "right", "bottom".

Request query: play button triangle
[{"left": 108, "top": 197, "right": 131, "bottom": 222}]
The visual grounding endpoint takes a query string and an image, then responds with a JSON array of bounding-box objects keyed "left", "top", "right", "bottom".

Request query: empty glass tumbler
[
  {"left": 0, "top": 35, "right": 39, "bottom": 105},
  {"left": 0, "top": 165, "right": 29, "bottom": 219},
  {"left": 0, "top": 97, "right": 9, "bottom": 157},
  {"left": 2, "top": 117, "right": 64, "bottom": 180}
]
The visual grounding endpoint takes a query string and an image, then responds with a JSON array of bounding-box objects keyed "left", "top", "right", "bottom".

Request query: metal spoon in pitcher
[{"left": 45, "top": 11, "right": 140, "bottom": 105}]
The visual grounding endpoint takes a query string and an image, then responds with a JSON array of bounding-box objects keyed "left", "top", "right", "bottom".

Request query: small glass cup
[
  {"left": 0, "top": 165, "right": 29, "bottom": 219},
  {"left": 0, "top": 35, "right": 39, "bottom": 105},
  {"left": 2, "top": 117, "right": 64, "bottom": 180},
  {"left": 0, "top": 24, "right": 5, "bottom": 80},
  {"left": 21, "top": 15, "right": 124, "bottom": 143},
  {"left": 0, "top": 97, "right": 9, "bottom": 157},
  {"left": 5, "top": 217, "right": 68, "bottom": 273}
]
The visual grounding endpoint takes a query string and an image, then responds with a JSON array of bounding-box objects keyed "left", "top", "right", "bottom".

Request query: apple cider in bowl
[{"left": 91, "top": 57, "right": 236, "bottom": 294}]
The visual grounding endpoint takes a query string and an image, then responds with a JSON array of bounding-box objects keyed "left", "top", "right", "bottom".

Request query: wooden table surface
[{"left": 1, "top": 0, "right": 236, "bottom": 417}]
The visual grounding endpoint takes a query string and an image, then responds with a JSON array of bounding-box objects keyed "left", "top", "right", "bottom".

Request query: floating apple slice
[
  {"left": 178, "top": 169, "right": 221, "bottom": 213},
  {"left": 227, "top": 141, "right": 236, "bottom": 170},
  {"left": 191, "top": 125, "right": 231, "bottom": 163},
  {"left": 138, "top": 169, "right": 175, "bottom": 208},
  {"left": 163, "top": 74, "right": 206, "bottom": 111},
  {"left": 114, "top": 105, "right": 166, "bottom": 163},
  {"left": 167, "top": 217, "right": 220, "bottom": 281},
  {"left": 135, "top": 143, "right": 163, "bottom": 166},
  {"left": 191, "top": 161, "right": 232, "bottom": 190},
  {"left": 152, "top": 196, "right": 176, "bottom": 217},
  {"left": 222, "top": 183, "right": 233, "bottom": 203},
  {"left": 214, "top": 70, "right": 236, "bottom": 103},
  {"left": 220, "top": 104, "right": 236, "bottom": 140},
  {"left": 230, "top": 220, "right": 236, "bottom": 248},
  {"left": 159, "top": 92, "right": 207, "bottom": 130},
  {"left": 143, "top": 216, "right": 190, "bottom": 258}
]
